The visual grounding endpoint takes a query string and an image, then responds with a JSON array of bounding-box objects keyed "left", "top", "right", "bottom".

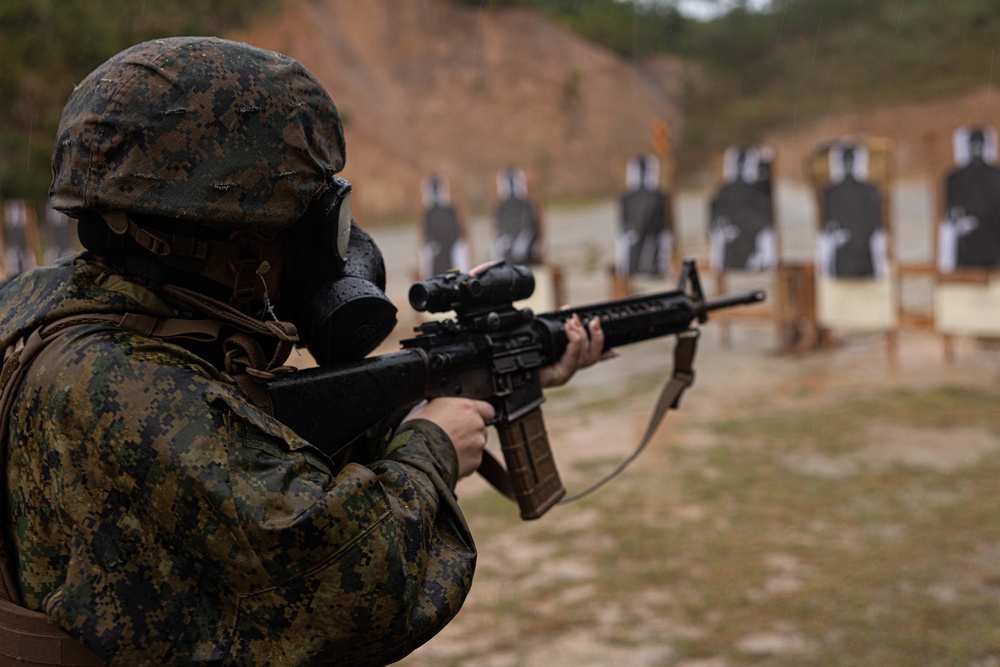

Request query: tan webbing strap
[
  {"left": 476, "top": 330, "right": 700, "bottom": 506},
  {"left": 102, "top": 211, "right": 242, "bottom": 264},
  {"left": 0, "top": 311, "right": 227, "bottom": 666},
  {"left": 222, "top": 333, "right": 276, "bottom": 414},
  {"left": 118, "top": 313, "right": 222, "bottom": 342},
  {"left": 158, "top": 284, "right": 294, "bottom": 339},
  {"left": 0, "top": 598, "right": 105, "bottom": 666},
  {"left": 159, "top": 284, "right": 299, "bottom": 375}
]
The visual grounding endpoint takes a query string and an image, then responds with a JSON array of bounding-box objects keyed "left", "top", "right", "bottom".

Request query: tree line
[
  {"left": 3, "top": 0, "right": 999, "bottom": 200},
  {"left": 454, "top": 0, "right": 1000, "bottom": 150},
  {"left": 0, "top": 0, "right": 281, "bottom": 200}
]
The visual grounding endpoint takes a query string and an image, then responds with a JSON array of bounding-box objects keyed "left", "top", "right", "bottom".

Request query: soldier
[{"left": 0, "top": 37, "right": 603, "bottom": 666}]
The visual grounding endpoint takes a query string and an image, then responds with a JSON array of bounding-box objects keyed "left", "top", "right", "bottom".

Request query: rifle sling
[{"left": 477, "top": 329, "right": 700, "bottom": 506}]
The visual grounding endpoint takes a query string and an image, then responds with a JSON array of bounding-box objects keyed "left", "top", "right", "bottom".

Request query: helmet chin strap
[
  {"left": 100, "top": 211, "right": 272, "bottom": 313},
  {"left": 103, "top": 211, "right": 215, "bottom": 260}
]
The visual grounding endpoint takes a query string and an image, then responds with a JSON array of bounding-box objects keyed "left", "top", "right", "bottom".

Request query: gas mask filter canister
[{"left": 280, "top": 176, "right": 398, "bottom": 366}]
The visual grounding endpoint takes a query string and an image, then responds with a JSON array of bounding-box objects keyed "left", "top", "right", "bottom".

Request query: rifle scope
[{"left": 409, "top": 261, "right": 535, "bottom": 313}]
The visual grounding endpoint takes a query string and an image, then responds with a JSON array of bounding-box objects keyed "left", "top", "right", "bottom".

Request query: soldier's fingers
[
  {"left": 583, "top": 317, "right": 604, "bottom": 363},
  {"left": 472, "top": 399, "right": 496, "bottom": 424}
]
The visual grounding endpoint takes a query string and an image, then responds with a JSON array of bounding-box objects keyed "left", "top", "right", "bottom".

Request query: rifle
[{"left": 268, "top": 259, "right": 765, "bottom": 519}]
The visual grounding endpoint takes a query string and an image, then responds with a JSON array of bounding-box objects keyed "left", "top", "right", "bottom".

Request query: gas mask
[{"left": 279, "top": 175, "right": 398, "bottom": 366}]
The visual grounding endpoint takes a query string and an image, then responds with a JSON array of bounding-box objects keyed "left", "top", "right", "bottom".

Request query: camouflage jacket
[{"left": 0, "top": 255, "right": 476, "bottom": 666}]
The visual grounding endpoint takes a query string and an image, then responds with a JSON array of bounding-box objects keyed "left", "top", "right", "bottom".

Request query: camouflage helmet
[{"left": 50, "top": 36, "right": 345, "bottom": 232}]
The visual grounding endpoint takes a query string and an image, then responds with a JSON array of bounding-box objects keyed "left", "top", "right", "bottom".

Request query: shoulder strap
[
  {"left": 0, "top": 312, "right": 224, "bottom": 667},
  {"left": 157, "top": 284, "right": 300, "bottom": 414}
]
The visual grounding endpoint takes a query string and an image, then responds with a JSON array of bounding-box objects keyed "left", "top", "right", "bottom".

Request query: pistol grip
[{"left": 495, "top": 407, "right": 566, "bottom": 520}]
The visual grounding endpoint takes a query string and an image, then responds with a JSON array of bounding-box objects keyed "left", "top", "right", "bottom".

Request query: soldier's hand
[
  {"left": 402, "top": 398, "right": 495, "bottom": 479},
  {"left": 540, "top": 314, "right": 615, "bottom": 388}
]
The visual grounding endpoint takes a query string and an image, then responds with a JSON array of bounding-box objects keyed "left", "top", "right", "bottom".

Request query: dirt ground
[
  {"left": 370, "top": 194, "right": 1000, "bottom": 666},
  {"left": 391, "top": 321, "right": 999, "bottom": 667}
]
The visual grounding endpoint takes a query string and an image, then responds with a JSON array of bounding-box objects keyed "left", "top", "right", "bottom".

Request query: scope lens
[{"left": 408, "top": 283, "right": 430, "bottom": 312}]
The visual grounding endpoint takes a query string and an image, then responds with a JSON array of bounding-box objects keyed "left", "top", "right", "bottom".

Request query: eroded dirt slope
[{"left": 233, "top": 0, "right": 685, "bottom": 220}]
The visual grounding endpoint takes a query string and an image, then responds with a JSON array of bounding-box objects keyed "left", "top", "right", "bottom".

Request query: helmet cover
[{"left": 50, "top": 36, "right": 345, "bottom": 232}]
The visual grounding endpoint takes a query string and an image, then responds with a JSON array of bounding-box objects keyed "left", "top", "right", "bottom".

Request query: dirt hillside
[
  {"left": 230, "top": 0, "right": 685, "bottom": 221},
  {"left": 230, "top": 1, "right": 998, "bottom": 223}
]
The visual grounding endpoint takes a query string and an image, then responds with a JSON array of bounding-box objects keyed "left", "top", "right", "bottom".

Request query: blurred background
[
  {"left": 2, "top": 0, "right": 998, "bottom": 337},
  {"left": 3, "top": 1, "right": 1000, "bottom": 665}
]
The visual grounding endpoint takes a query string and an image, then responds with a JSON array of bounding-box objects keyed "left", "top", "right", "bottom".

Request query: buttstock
[{"left": 268, "top": 349, "right": 429, "bottom": 458}]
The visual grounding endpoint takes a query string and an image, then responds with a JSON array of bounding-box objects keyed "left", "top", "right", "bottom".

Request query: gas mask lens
[{"left": 318, "top": 175, "right": 353, "bottom": 260}]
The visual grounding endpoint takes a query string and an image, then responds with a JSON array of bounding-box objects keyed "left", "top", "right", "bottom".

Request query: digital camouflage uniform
[
  {"left": 0, "top": 255, "right": 476, "bottom": 666},
  {"left": 1, "top": 36, "right": 477, "bottom": 666}
]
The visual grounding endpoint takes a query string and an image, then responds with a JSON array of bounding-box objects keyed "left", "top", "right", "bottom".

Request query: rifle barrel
[{"left": 701, "top": 289, "right": 767, "bottom": 314}]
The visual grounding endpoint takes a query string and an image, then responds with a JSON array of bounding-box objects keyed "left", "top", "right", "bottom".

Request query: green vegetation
[
  {"left": 0, "top": 0, "right": 282, "bottom": 199},
  {"left": 5, "top": 0, "right": 1000, "bottom": 199},
  {"left": 454, "top": 0, "right": 1000, "bottom": 159},
  {"left": 452, "top": 0, "right": 687, "bottom": 56},
  {"left": 677, "top": 0, "right": 1000, "bottom": 151}
]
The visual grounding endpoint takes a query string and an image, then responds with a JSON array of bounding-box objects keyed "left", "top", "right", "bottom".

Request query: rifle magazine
[{"left": 496, "top": 408, "right": 565, "bottom": 520}]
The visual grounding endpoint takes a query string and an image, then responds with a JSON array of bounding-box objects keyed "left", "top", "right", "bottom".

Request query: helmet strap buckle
[
  {"left": 133, "top": 227, "right": 172, "bottom": 256},
  {"left": 231, "top": 249, "right": 261, "bottom": 309},
  {"left": 101, "top": 211, "right": 217, "bottom": 260}
]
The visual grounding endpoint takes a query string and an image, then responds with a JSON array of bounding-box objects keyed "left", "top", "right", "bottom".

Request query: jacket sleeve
[
  {"left": 223, "top": 405, "right": 477, "bottom": 667},
  {"left": 8, "top": 326, "right": 475, "bottom": 667}
]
